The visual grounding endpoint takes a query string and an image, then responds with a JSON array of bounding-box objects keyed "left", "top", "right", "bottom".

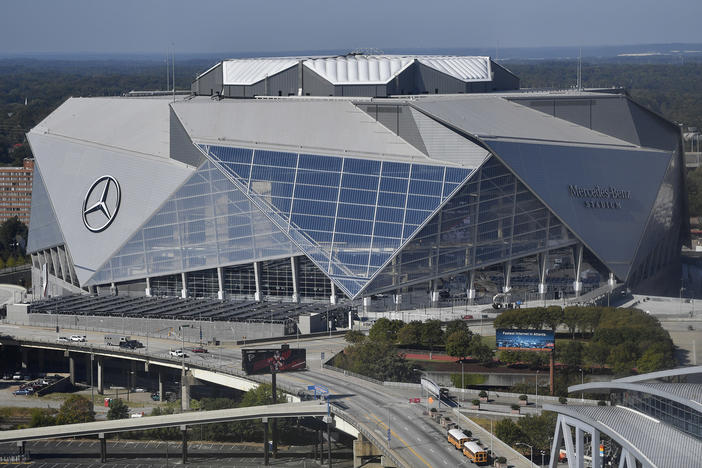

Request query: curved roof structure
[
  {"left": 569, "top": 381, "right": 702, "bottom": 413},
  {"left": 545, "top": 403, "right": 702, "bottom": 468}
]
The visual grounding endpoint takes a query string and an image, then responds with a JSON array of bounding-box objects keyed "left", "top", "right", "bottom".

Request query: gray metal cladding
[
  {"left": 169, "top": 107, "right": 205, "bottom": 167},
  {"left": 193, "top": 63, "right": 222, "bottom": 96},
  {"left": 491, "top": 63, "right": 520, "bottom": 90},
  {"left": 414, "top": 62, "right": 467, "bottom": 94},
  {"left": 627, "top": 99, "right": 681, "bottom": 151},
  {"left": 301, "top": 66, "right": 334, "bottom": 96},
  {"left": 485, "top": 139, "right": 672, "bottom": 280},
  {"left": 26, "top": 165, "right": 65, "bottom": 253}
]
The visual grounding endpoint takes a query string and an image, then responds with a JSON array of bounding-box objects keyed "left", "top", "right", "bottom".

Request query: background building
[
  {"left": 0, "top": 158, "right": 33, "bottom": 225},
  {"left": 25, "top": 54, "right": 688, "bottom": 307}
]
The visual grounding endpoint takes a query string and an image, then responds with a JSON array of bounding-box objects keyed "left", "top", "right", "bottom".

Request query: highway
[{"left": 0, "top": 322, "right": 472, "bottom": 468}]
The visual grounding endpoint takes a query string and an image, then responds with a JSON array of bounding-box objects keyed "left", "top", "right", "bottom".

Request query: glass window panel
[
  {"left": 374, "top": 222, "right": 403, "bottom": 238},
  {"left": 344, "top": 158, "right": 381, "bottom": 175},
  {"left": 295, "top": 184, "right": 338, "bottom": 201},
  {"left": 378, "top": 192, "right": 406, "bottom": 208},
  {"left": 270, "top": 196, "right": 292, "bottom": 214},
  {"left": 334, "top": 233, "right": 372, "bottom": 248},
  {"left": 335, "top": 218, "right": 373, "bottom": 236},
  {"left": 337, "top": 203, "right": 375, "bottom": 220},
  {"left": 219, "top": 162, "right": 250, "bottom": 180},
  {"left": 306, "top": 230, "right": 333, "bottom": 244},
  {"left": 250, "top": 165, "right": 296, "bottom": 183},
  {"left": 405, "top": 209, "right": 432, "bottom": 225},
  {"left": 339, "top": 188, "right": 377, "bottom": 205},
  {"left": 291, "top": 214, "right": 335, "bottom": 232},
  {"left": 443, "top": 183, "right": 460, "bottom": 198},
  {"left": 382, "top": 161, "right": 410, "bottom": 178},
  {"left": 376, "top": 207, "right": 404, "bottom": 223},
  {"left": 411, "top": 164, "right": 444, "bottom": 181},
  {"left": 293, "top": 199, "right": 337, "bottom": 217},
  {"left": 445, "top": 167, "right": 470, "bottom": 183},
  {"left": 403, "top": 224, "right": 420, "bottom": 239},
  {"left": 342, "top": 173, "right": 379, "bottom": 190},
  {"left": 409, "top": 180, "right": 442, "bottom": 197},
  {"left": 407, "top": 194, "right": 440, "bottom": 211},
  {"left": 210, "top": 146, "right": 252, "bottom": 164},
  {"left": 380, "top": 177, "right": 408, "bottom": 193},
  {"left": 298, "top": 153, "right": 343, "bottom": 172},
  {"left": 253, "top": 149, "right": 297, "bottom": 168},
  {"left": 296, "top": 169, "right": 340, "bottom": 187}
]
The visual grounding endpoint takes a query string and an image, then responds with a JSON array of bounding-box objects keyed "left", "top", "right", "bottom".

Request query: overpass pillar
[
  {"left": 20, "top": 347, "right": 28, "bottom": 370},
  {"left": 158, "top": 370, "right": 164, "bottom": 402},
  {"left": 98, "top": 433, "right": 107, "bottom": 462},
  {"left": 353, "top": 432, "right": 382, "bottom": 467},
  {"left": 181, "top": 425, "right": 188, "bottom": 463},
  {"left": 262, "top": 417, "right": 270, "bottom": 465},
  {"left": 181, "top": 370, "right": 190, "bottom": 411},
  {"left": 85, "top": 355, "right": 91, "bottom": 385},
  {"left": 69, "top": 354, "right": 76, "bottom": 385},
  {"left": 325, "top": 415, "right": 334, "bottom": 468},
  {"left": 97, "top": 357, "right": 104, "bottom": 395},
  {"left": 129, "top": 360, "right": 136, "bottom": 390},
  {"left": 16, "top": 441, "right": 25, "bottom": 457}
]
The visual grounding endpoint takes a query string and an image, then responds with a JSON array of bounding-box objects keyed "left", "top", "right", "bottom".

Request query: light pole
[
  {"left": 579, "top": 368, "right": 584, "bottom": 402},
  {"left": 516, "top": 442, "right": 534, "bottom": 468},
  {"left": 535, "top": 370, "right": 539, "bottom": 410},
  {"left": 461, "top": 359, "right": 465, "bottom": 405}
]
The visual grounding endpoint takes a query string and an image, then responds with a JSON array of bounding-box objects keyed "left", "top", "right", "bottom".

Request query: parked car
[
  {"left": 151, "top": 392, "right": 160, "bottom": 401},
  {"left": 56, "top": 336, "right": 70, "bottom": 343},
  {"left": 12, "top": 372, "right": 22, "bottom": 380},
  {"left": 70, "top": 335, "right": 86, "bottom": 342},
  {"left": 169, "top": 349, "right": 188, "bottom": 358},
  {"left": 190, "top": 346, "right": 208, "bottom": 354},
  {"left": 132, "top": 387, "right": 147, "bottom": 393},
  {"left": 13, "top": 388, "right": 33, "bottom": 396},
  {"left": 462, "top": 314, "right": 474, "bottom": 320}
]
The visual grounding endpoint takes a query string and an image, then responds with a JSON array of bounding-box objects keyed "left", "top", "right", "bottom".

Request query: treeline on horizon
[{"left": 1, "top": 58, "right": 701, "bottom": 167}]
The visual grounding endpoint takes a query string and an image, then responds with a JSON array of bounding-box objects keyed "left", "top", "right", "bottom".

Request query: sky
[{"left": 1, "top": 0, "right": 701, "bottom": 56}]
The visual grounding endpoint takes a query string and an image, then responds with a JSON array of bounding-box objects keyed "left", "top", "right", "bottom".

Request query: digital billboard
[
  {"left": 496, "top": 329, "right": 555, "bottom": 351},
  {"left": 242, "top": 347, "right": 307, "bottom": 375}
]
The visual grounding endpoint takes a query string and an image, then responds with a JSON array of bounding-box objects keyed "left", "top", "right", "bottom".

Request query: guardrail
[{"left": 322, "top": 363, "right": 383, "bottom": 386}]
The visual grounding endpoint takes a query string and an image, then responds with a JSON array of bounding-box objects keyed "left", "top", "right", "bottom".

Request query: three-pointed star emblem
[{"left": 82, "top": 175, "right": 121, "bottom": 232}]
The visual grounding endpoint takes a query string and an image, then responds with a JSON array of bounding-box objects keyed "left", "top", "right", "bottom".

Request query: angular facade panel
[
  {"left": 204, "top": 144, "right": 471, "bottom": 297},
  {"left": 89, "top": 160, "right": 299, "bottom": 285},
  {"left": 364, "top": 156, "right": 579, "bottom": 294},
  {"left": 27, "top": 165, "right": 65, "bottom": 253}
]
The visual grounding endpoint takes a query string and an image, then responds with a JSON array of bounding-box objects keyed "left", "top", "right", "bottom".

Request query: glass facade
[
  {"left": 89, "top": 160, "right": 300, "bottom": 285},
  {"left": 364, "top": 156, "right": 578, "bottom": 295},
  {"left": 615, "top": 391, "right": 702, "bottom": 440},
  {"left": 204, "top": 144, "right": 472, "bottom": 297}
]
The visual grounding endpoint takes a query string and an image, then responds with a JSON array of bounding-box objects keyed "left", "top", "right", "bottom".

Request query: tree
[
  {"left": 446, "top": 329, "right": 473, "bottom": 359},
  {"left": 29, "top": 408, "right": 56, "bottom": 427},
  {"left": 55, "top": 395, "right": 94, "bottom": 425},
  {"left": 494, "top": 418, "right": 525, "bottom": 446},
  {"left": 397, "top": 321, "right": 423, "bottom": 346},
  {"left": 544, "top": 306, "right": 564, "bottom": 331},
  {"left": 420, "top": 320, "right": 444, "bottom": 352},
  {"left": 344, "top": 330, "right": 366, "bottom": 344},
  {"left": 469, "top": 335, "right": 494, "bottom": 364},
  {"left": 563, "top": 307, "right": 579, "bottom": 338},
  {"left": 445, "top": 319, "right": 470, "bottom": 337},
  {"left": 368, "top": 318, "right": 403, "bottom": 343},
  {"left": 107, "top": 398, "right": 129, "bottom": 420},
  {"left": 584, "top": 342, "right": 609, "bottom": 369},
  {"left": 608, "top": 342, "right": 638, "bottom": 376},
  {"left": 558, "top": 341, "right": 584, "bottom": 369}
]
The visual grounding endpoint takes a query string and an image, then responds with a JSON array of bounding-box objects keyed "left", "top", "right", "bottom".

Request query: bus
[
  {"left": 447, "top": 428, "right": 470, "bottom": 449},
  {"left": 463, "top": 441, "right": 488, "bottom": 464}
]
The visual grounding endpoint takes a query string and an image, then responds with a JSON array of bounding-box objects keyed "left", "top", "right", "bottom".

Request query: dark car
[
  {"left": 13, "top": 388, "right": 34, "bottom": 396},
  {"left": 119, "top": 340, "right": 142, "bottom": 350}
]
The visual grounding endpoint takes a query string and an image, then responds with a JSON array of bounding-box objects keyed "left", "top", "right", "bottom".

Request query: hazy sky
[{"left": 2, "top": 0, "right": 701, "bottom": 55}]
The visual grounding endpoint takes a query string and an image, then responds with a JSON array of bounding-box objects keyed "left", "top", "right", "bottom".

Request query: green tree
[
  {"left": 558, "top": 341, "right": 584, "bottom": 369},
  {"left": 494, "top": 418, "right": 525, "bottom": 446},
  {"left": 584, "top": 342, "right": 609, "bottom": 369},
  {"left": 544, "top": 306, "right": 564, "bottom": 331},
  {"left": 420, "top": 320, "right": 444, "bottom": 352},
  {"left": 368, "top": 318, "right": 403, "bottom": 343},
  {"left": 29, "top": 408, "right": 56, "bottom": 427},
  {"left": 469, "top": 335, "right": 494, "bottom": 364},
  {"left": 445, "top": 319, "right": 470, "bottom": 337},
  {"left": 107, "top": 398, "right": 129, "bottom": 420},
  {"left": 344, "top": 330, "right": 366, "bottom": 344},
  {"left": 608, "top": 342, "right": 639, "bottom": 376},
  {"left": 334, "top": 340, "right": 418, "bottom": 383},
  {"left": 563, "top": 307, "right": 580, "bottom": 338},
  {"left": 396, "top": 321, "right": 423, "bottom": 346},
  {"left": 55, "top": 395, "right": 94, "bottom": 425},
  {"left": 517, "top": 412, "right": 558, "bottom": 452},
  {"left": 446, "top": 329, "right": 473, "bottom": 359}
]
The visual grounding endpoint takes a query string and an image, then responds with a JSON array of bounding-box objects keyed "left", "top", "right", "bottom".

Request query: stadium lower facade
[{"left": 26, "top": 55, "right": 689, "bottom": 309}]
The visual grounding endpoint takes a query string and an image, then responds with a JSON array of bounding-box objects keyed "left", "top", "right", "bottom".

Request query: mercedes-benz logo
[{"left": 82, "top": 175, "right": 121, "bottom": 233}]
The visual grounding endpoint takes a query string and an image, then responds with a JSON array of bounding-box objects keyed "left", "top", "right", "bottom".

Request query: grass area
[
  {"left": 39, "top": 391, "right": 161, "bottom": 409},
  {"left": 467, "top": 415, "right": 496, "bottom": 433}
]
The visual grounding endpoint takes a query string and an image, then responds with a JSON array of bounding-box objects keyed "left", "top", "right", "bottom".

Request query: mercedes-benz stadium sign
[{"left": 82, "top": 175, "right": 121, "bottom": 233}]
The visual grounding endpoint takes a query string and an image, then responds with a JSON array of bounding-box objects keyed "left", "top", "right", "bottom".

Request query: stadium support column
[
  {"left": 181, "top": 272, "right": 188, "bottom": 299},
  {"left": 503, "top": 261, "right": 512, "bottom": 293},
  {"left": 254, "top": 261, "right": 262, "bottom": 301},
  {"left": 608, "top": 272, "right": 616, "bottom": 288},
  {"left": 181, "top": 370, "right": 190, "bottom": 411},
  {"left": 217, "top": 267, "right": 225, "bottom": 300},
  {"left": 330, "top": 281, "right": 337, "bottom": 305},
  {"left": 110, "top": 282, "right": 117, "bottom": 296},
  {"left": 291, "top": 257, "right": 299, "bottom": 303},
  {"left": 538, "top": 252, "right": 549, "bottom": 298},
  {"left": 430, "top": 280, "right": 440, "bottom": 304},
  {"left": 467, "top": 270, "right": 476, "bottom": 303},
  {"left": 591, "top": 428, "right": 602, "bottom": 468},
  {"left": 572, "top": 244, "right": 584, "bottom": 297},
  {"left": 262, "top": 417, "right": 270, "bottom": 465},
  {"left": 145, "top": 277, "right": 152, "bottom": 297}
]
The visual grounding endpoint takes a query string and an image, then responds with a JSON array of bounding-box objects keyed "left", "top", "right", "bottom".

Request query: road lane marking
[{"left": 369, "top": 412, "right": 433, "bottom": 468}]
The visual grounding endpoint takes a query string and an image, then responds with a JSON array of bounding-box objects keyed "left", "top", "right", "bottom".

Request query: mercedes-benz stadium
[{"left": 25, "top": 54, "right": 689, "bottom": 311}]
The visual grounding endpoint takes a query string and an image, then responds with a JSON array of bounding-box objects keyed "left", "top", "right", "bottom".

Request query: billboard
[
  {"left": 496, "top": 329, "right": 555, "bottom": 351},
  {"left": 242, "top": 347, "right": 307, "bottom": 375}
]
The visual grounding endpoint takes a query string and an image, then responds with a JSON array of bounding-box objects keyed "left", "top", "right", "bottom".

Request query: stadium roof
[
  {"left": 212, "top": 55, "right": 495, "bottom": 86},
  {"left": 569, "top": 381, "right": 702, "bottom": 412},
  {"left": 544, "top": 404, "right": 702, "bottom": 468}
]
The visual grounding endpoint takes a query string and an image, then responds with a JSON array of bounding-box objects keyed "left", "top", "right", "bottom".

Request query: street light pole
[
  {"left": 536, "top": 370, "right": 539, "bottom": 410},
  {"left": 461, "top": 360, "right": 464, "bottom": 405},
  {"left": 579, "top": 368, "right": 584, "bottom": 402},
  {"left": 516, "top": 442, "right": 534, "bottom": 468}
]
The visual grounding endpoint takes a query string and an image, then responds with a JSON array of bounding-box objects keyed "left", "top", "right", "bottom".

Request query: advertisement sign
[
  {"left": 242, "top": 347, "right": 307, "bottom": 374},
  {"left": 496, "top": 329, "right": 555, "bottom": 351}
]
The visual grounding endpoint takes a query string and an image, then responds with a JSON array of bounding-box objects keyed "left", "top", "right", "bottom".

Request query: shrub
[
  {"left": 510, "top": 403, "right": 520, "bottom": 410},
  {"left": 519, "top": 394, "right": 528, "bottom": 401},
  {"left": 479, "top": 390, "right": 488, "bottom": 398},
  {"left": 430, "top": 407, "right": 437, "bottom": 413},
  {"left": 472, "top": 399, "right": 480, "bottom": 406},
  {"left": 597, "top": 400, "right": 607, "bottom": 406},
  {"left": 496, "top": 457, "right": 507, "bottom": 464},
  {"left": 559, "top": 396, "right": 568, "bottom": 404}
]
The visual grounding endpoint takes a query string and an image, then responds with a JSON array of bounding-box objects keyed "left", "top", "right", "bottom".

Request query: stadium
[{"left": 25, "top": 54, "right": 688, "bottom": 315}]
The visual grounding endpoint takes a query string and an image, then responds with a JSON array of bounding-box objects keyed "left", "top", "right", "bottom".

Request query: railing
[{"left": 322, "top": 363, "right": 383, "bottom": 386}]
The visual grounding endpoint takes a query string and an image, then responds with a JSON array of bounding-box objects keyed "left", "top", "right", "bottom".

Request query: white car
[
  {"left": 169, "top": 349, "right": 188, "bottom": 358},
  {"left": 56, "top": 337, "right": 69, "bottom": 343},
  {"left": 70, "top": 335, "right": 86, "bottom": 342}
]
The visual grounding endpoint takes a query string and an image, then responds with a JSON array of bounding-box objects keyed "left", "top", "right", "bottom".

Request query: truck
[{"left": 104, "top": 334, "right": 131, "bottom": 346}]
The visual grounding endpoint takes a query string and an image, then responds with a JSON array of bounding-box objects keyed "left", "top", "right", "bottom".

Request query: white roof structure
[
  {"left": 222, "top": 58, "right": 299, "bottom": 85},
  {"left": 213, "top": 55, "right": 495, "bottom": 87}
]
